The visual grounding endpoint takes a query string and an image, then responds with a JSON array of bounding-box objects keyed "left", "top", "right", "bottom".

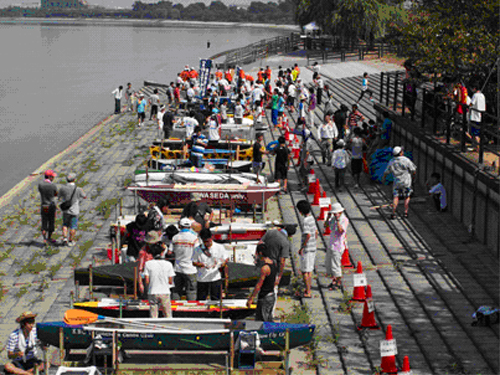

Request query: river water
[{"left": 0, "top": 21, "right": 288, "bottom": 196}]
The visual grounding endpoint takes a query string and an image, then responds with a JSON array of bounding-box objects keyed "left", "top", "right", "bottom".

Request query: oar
[{"left": 64, "top": 309, "right": 186, "bottom": 331}]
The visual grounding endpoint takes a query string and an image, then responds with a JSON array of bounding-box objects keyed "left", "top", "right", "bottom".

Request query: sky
[{"left": 4, "top": 0, "right": 257, "bottom": 8}]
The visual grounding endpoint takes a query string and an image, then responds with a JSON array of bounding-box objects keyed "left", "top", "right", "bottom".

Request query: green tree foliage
[
  {"left": 388, "top": 0, "right": 499, "bottom": 80},
  {"left": 295, "top": 0, "right": 405, "bottom": 46},
  {"left": 0, "top": 1, "right": 296, "bottom": 24}
]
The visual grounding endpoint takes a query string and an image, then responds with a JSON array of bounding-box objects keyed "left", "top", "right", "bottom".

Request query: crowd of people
[{"left": 115, "top": 194, "right": 299, "bottom": 323}]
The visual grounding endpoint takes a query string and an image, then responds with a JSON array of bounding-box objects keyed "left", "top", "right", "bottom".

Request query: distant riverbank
[{"left": 0, "top": 17, "right": 300, "bottom": 31}]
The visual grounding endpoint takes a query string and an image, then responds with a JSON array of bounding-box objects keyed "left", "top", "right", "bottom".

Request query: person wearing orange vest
[
  {"left": 257, "top": 68, "right": 264, "bottom": 83},
  {"left": 224, "top": 69, "right": 233, "bottom": 83},
  {"left": 265, "top": 66, "right": 272, "bottom": 81},
  {"left": 215, "top": 68, "right": 223, "bottom": 81}
]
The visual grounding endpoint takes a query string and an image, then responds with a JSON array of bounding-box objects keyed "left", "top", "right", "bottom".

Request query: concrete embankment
[{"left": 0, "top": 57, "right": 497, "bottom": 374}]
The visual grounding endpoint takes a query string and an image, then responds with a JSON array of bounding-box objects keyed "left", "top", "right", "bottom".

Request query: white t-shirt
[
  {"left": 150, "top": 94, "right": 160, "bottom": 106},
  {"left": 470, "top": 92, "right": 486, "bottom": 122},
  {"left": 144, "top": 259, "right": 175, "bottom": 295},
  {"left": 193, "top": 242, "right": 229, "bottom": 282},
  {"left": 288, "top": 84, "right": 297, "bottom": 98},
  {"left": 252, "top": 87, "right": 264, "bottom": 103},
  {"left": 234, "top": 104, "right": 244, "bottom": 119},
  {"left": 172, "top": 229, "right": 199, "bottom": 274},
  {"left": 183, "top": 117, "right": 198, "bottom": 139},
  {"left": 208, "top": 118, "right": 220, "bottom": 141}
]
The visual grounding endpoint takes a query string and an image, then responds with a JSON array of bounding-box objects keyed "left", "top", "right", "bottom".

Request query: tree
[{"left": 388, "top": 0, "right": 499, "bottom": 82}]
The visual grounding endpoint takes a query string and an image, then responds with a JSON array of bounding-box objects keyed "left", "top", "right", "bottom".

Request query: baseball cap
[
  {"left": 44, "top": 169, "right": 57, "bottom": 178},
  {"left": 336, "top": 139, "right": 345, "bottom": 147},
  {"left": 179, "top": 218, "right": 192, "bottom": 228},
  {"left": 392, "top": 146, "right": 402, "bottom": 156}
]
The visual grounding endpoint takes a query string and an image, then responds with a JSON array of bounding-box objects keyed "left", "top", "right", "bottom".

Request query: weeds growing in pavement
[
  {"left": 16, "top": 286, "right": 29, "bottom": 298},
  {"left": 337, "top": 290, "right": 354, "bottom": 314},
  {"left": 48, "top": 264, "right": 62, "bottom": 279},
  {"left": 95, "top": 198, "right": 119, "bottom": 219},
  {"left": 444, "top": 359, "right": 470, "bottom": 374},
  {"left": 16, "top": 254, "right": 47, "bottom": 276},
  {"left": 69, "top": 240, "right": 94, "bottom": 268}
]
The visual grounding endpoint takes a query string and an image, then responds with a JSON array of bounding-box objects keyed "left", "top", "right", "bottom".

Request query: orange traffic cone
[
  {"left": 357, "top": 285, "right": 380, "bottom": 330},
  {"left": 318, "top": 192, "right": 328, "bottom": 220},
  {"left": 313, "top": 179, "right": 321, "bottom": 206},
  {"left": 380, "top": 325, "right": 398, "bottom": 374},
  {"left": 399, "top": 356, "right": 412, "bottom": 375},
  {"left": 292, "top": 135, "right": 300, "bottom": 159},
  {"left": 351, "top": 262, "right": 367, "bottom": 302},
  {"left": 341, "top": 247, "right": 354, "bottom": 268},
  {"left": 307, "top": 170, "right": 316, "bottom": 194}
]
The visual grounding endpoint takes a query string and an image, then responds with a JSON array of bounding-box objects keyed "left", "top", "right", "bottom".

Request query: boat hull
[
  {"left": 73, "top": 299, "right": 256, "bottom": 319},
  {"left": 37, "top": 320, "right": 315, "bottom": 351},
  {"left": 127, "top": 185, "right": 279, "bottom": 207},
  {"left": 73, "top": 262, "right": 291, "bottom": 290}
]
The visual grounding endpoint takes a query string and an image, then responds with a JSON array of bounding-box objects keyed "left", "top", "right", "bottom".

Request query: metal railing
[{"left": 380, "top": 72, "right": 499, "bottom": 170}]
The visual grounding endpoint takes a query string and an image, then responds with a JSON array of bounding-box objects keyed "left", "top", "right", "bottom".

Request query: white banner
[
  {"left": 380, "top": 339, "right": 398, "bottom": 356},
  {"left": 353, "top": 273, "right": 367, "bottom": 287}
]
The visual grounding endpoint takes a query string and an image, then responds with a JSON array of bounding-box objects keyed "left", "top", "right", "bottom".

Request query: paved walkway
[{"left": 0, "top": 58, "right": 497, "bottom": 374}]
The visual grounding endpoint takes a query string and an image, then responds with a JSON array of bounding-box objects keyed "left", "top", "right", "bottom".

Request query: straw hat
[
  {"left": 330, "top": 202, "right": 344, "bottom": 214},
  {"left": 16, "top": 311, "right": 37, "bottom": 323},
  {"left": 145, "top": 231, "right": 161, "bottom": 244}
]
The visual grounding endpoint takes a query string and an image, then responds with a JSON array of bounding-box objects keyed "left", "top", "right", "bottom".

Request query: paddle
[{"left": 64, "top": 309, "right": 186, "bottom": 331}]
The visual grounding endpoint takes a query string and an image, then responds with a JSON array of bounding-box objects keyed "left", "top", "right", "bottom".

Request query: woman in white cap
[
  {"left": 331, "top": 139, "right": 350, "bottom": 192},
  {"left": 4, "top": 312, "right": 43, "bottom": 375},
  {"left": 324, "top": 202, "right": 349, "bottom": 290}
]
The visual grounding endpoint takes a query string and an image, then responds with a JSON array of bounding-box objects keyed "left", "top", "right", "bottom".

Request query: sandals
[{"left": 404, "top": 212, "right": 409, "bottom": 218}]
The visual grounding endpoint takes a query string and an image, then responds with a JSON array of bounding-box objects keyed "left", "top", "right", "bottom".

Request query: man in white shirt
[
  {"left": 192, "top": 228, "right": 229, "bottom": 300},
  {"left": 317, "top": 113, "right": 338, "bottom": 165},
  {"left": 251, "top": 85, "right": 264, "bottom": 110},
  {"left": 157, "top": 105, "right": 166, "bottom": 140},
  {"left": 287, "top": 83, "right": 297, "bottom": 111},
  {"left": 149, "top": 89, "right": 160, "bottom": 121},
  {"left": 208, "top": 111, "right": 221, "bottom": 141},
  {"left": 183, "top": 113, "right": 199, "bottom": 140},
  {"left": 112, "top": 85, "right": 123, "bottom": 114},
  {"left": 144, "top": 243, "right": 176, "bottom": 318},
  {"left": 171, "top": 218, "right": 199, "bottom": 301},
  {"left": 468, "top": 85, "right": 486, "bottom": 152}
]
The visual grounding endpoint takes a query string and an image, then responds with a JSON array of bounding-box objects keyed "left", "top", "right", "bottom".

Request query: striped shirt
[
  {"left": 7, "top": 328, "right": 38, "bottom": 360},
  {"left": 302, "top": 215, "right": 317, "bottom": 253}
]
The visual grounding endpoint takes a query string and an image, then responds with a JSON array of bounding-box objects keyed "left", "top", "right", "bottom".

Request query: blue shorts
[
  {"left": 393, "top": 186, "right": 412, "bottom": 198},
  {"left": 63, "top": 213, "right": 78, "bottom": 229},
  {"left": 470, "top": 122, "right": 481, "bottom": 136}
]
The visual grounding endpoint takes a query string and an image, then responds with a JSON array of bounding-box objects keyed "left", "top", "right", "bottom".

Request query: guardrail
[
  {"left": 211, "top": 33, "right": 399, "bottom": 69},
  {"left": 379, "top": 71, "right": 499, "bottom": 170}
]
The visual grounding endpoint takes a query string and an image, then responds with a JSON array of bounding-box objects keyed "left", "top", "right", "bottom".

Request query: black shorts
[
  {"left": 138, "top": 112, "right": 146, "bottom": 121},
  {"left": 351, "top": 158, "right": 363, "bottom": 175},
  {"left": 275, "top": 165, "right": 288, "bottom": 180},
  {"left": 11, "top": 358, "right": 42, "bottom": 371}
]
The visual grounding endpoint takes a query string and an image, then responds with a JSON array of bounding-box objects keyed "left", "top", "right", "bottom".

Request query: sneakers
[
  {"left": 68, "top": 241, "right": 76, "bottom": 247},
  {"left": 62, "top": 238, "right": 68, "bottom": 246}
]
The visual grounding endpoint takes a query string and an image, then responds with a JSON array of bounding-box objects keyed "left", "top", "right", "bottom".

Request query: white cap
[
  {"left": 393, "top": 146, "right": 402, "bottom": 156},
  {"left": 336, "top": 139, "right": 345, "bottom": 147},
  {"left": 179, "top": 218, "right": 192, "bottom": 228},
  {"left": 330, "top": 202, "right": 344, "bottom": 214}
]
